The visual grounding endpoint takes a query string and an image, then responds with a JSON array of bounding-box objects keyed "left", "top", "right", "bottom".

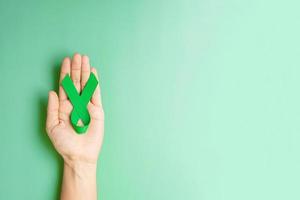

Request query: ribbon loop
[{"left": 61, "top": 73, "right": 98, "bottom": 134}]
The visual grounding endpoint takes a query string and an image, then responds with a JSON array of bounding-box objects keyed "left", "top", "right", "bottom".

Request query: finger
[
  {"left": 46, "top": 91, "right": 59, "bottom": 134},
  {"left": 71, "top": 53, "right": 82, "bottom": 92},
  {"left": 59, "top": 57, "right": 71, "bottom": 101},
  {"left": 81, "top": 55, "right": 90, "bottom": 90},
  {"left": 91, "top": 67, "right": 102, "bottom": 108}
]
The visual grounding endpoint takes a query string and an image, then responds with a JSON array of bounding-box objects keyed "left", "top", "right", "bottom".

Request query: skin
[{"left": 46, "top": 53, "right": 104, "bottom": 200}]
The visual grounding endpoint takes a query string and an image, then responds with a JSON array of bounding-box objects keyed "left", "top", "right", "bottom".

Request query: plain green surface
[{"left": 1, "top": 0, "right": 300, "bottom": 199}]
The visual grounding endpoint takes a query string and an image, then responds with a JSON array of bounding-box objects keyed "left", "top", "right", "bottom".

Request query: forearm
[{"left": 60, "top": 159, "right": 98, "bottom": 200}]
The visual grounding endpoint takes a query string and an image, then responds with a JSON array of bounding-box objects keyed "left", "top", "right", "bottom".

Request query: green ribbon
[{"left": 61, "top": 73, "right": 98, "bottom": 134}]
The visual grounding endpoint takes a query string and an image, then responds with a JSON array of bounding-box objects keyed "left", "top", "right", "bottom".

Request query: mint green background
[{"left": 1, "top": 0, "right": 300, "bottom": 199}]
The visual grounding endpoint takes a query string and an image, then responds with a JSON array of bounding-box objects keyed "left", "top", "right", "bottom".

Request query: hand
[{"left": 46, "top": 53, "right": 104, "bottom": 165}]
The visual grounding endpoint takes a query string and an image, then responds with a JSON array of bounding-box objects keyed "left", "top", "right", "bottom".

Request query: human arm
[{"left": 46, "top": 53, "right": 104, "bottom": 200}]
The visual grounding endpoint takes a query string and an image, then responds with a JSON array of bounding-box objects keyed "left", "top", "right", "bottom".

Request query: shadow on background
[{"left": 36, "top": 52, "right": 70, "bottom": 200}]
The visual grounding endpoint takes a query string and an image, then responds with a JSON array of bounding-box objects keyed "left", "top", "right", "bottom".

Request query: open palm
[{"left": 46, "top": 53, "right": 104, "bottom": 164}]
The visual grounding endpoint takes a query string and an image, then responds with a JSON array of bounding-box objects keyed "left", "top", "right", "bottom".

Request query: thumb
[{"left": 46, "top": 91, "right": 59, "bottom": 134}]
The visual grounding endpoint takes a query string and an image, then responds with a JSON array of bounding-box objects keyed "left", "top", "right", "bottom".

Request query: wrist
[
  {"left": 63, "top": 159, "right": 97, "bottom": 178},
  {"left": 61, "top": 159, "right": 98, "bottom": 200}
]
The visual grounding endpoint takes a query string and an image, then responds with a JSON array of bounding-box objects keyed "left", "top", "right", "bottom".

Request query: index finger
[{"left": 59, "top": 57, "right": 71, "bottom": 101}]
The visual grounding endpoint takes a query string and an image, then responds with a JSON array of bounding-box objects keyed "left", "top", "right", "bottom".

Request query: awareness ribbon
[{"left": 61, "top": 73, "right": 98, "bottom": 134}]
